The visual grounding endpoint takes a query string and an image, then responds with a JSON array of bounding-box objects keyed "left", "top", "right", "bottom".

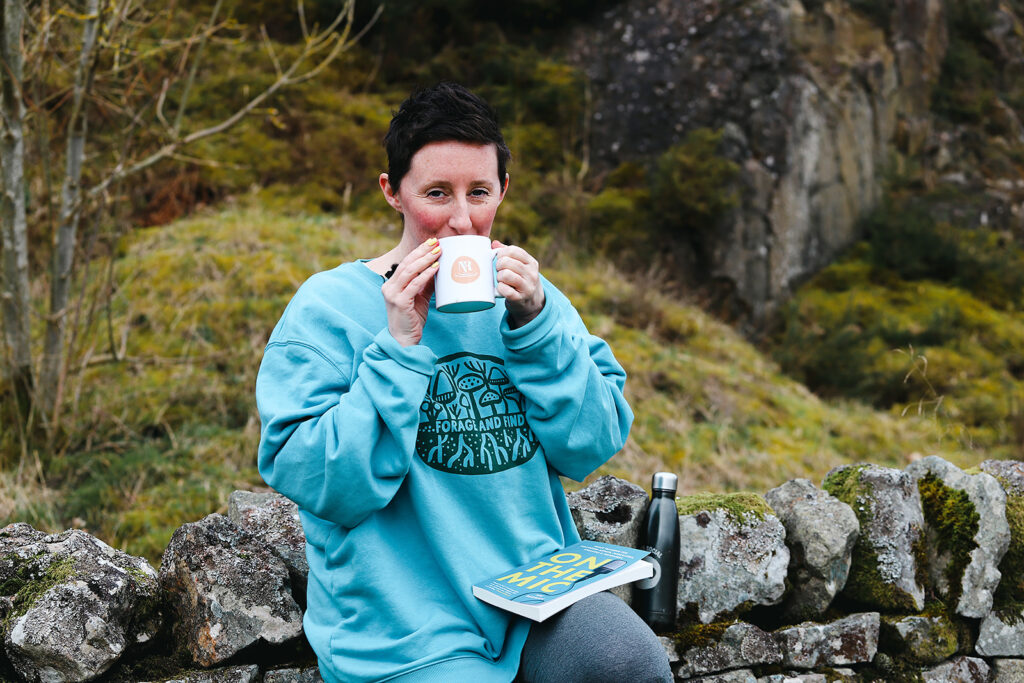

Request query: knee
[
  {"left": 558, "top": 593, "right": 672, "bottom": 683},
  {"left": 579, "top": 621, "right": 672, "bottom": 683}
]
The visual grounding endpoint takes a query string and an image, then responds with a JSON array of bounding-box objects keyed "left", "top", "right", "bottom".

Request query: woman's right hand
[{"left": 381, "top": 238, "right": 441, "bottom": 346}]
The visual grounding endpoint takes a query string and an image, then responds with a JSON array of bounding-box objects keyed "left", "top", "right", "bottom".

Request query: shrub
[
  {"left": 863, "top": 199, "right": 1024, "bottom": 310},
  {"left": 648, "top": 129, "right": 740, "bottom": 241},
  {"left": 583, "top": 130, "right": 739, "bottom": 269}
]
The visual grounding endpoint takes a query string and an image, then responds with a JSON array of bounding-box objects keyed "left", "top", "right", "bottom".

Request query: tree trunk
[
  {"left": 41, "top": 0, "right": 101, "bottom": 418},
  {"left": 0, "top": 0, "right": 33, "bottom": 419}
]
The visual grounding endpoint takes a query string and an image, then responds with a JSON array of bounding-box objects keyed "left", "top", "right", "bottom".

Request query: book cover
[{"left": 472, "top": 540, "right": 654, "bottom": 622}]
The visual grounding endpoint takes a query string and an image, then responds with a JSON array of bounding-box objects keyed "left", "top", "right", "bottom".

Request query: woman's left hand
[{"left": 492, "top": 240, "right": 545, "bottom": 328}]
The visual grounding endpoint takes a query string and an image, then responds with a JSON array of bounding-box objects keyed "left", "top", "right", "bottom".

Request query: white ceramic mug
[{"left": 434, "top": 235, "right": 500, "bottom": 313}]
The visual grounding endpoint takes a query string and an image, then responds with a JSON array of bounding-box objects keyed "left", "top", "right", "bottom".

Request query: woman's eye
[
  {"left": 470, "top": 188, "right": 490, "bottom": 198},
  {"left": 426, "top": 189, "right": 446, "bottom": 198}
]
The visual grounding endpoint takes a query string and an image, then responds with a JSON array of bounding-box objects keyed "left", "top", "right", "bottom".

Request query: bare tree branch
[
  {"left": 173, "top": 0, "right": 223, "bottom": 135},
  {"left": 260, "top": 24, "right": 283, "bottom": 78},
  {"left": 87, "top": 0, "right": 362, "bottom": 201},
  {"left": 40, "top": 0, "right": 104, "bottom": 416}
]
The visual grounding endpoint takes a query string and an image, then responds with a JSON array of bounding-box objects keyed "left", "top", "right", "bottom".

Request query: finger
[
  {"left": 398, "top": 260, "right": 439, "bottom": 303},
  {"left": 496, "top": 254, "right": 540, "bottom": 286},
  {"left": 496, "top": 268, "right": 536, "bottom": 298},
  {"left": 390, "top": 240, "right": 441, "bottom": 290},
  {"left": 497, "top": 243, "right": 535, "bottom": 262}
]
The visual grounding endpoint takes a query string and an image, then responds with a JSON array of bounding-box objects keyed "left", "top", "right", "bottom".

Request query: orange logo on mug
[{"left": 451, "top": 256, "right": 481, "bottom": 283}]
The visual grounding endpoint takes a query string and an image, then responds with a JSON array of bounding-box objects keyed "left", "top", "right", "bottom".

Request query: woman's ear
[
  {"left": 379, "top": 173, "right": 402, "bottom": 213},
  {"left": 500, "top": 173, "right": 509, "bottom": 199}
]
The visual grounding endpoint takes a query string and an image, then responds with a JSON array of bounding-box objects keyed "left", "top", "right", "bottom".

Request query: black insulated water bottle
[{"left": 634, "top": 472, "right": 680, "bottom": 632}]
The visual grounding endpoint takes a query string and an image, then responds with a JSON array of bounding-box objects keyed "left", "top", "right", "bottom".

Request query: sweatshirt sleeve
[
  {"left": 256, "top": 328, "right": 437, "bottom": 529},
  {"left": 499, "top": 280, "right": 633, "bottom": 481}
]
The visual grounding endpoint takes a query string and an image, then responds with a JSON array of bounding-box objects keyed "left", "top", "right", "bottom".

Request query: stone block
[
  {"left": 764, "top": 478, "right": 859, "bottom": 621},
  {"left": 880, "top": 613, "right": 958, "bottom": 665},
  {"left": 822, "top": 464, "right": 925, "bottom": 611},
  {"left": 993, "top": 658, "right": 1024, "bottom": 683},
  {"left": 920, "top": 656, "right": 990, "bottom": 683},
  {"left": 148, "top": 664, "right": 262, "bottom": 683},
  {"left": 773, "top": 612, "right": 879, "bottom": 669},
  {"left": 675, "top": 494, "right": 789, "bottom": 623},
  {"left": 978, "top": 611, "right": 1024, "bottom": 657},
  {"left": 567, "top": 475, "right": 648, "bottom": 548},
  {"left": 159, "top": 513, "right": 303, "bottom": 667},
  {"left": 567, "top": 475, "right": 650, "bottom": 603},
  {"left": 674, "top": 622, "right": 782, "bottom": 678},
  {"left": 0, "top": 523, "right": 162, "bottom": 682},
  {"left": 980, "top": 460, "right": 1024, "bottom": 610},
  {"left": 686, "top": 670, "right": 757, "bottom": 683},
  {"left": 264, "top": 666, "right": 325, "bottom": 682},
  {"left": 906, "top": 455, "right": 1009, "bottom": 617},
  {"left": 228, "top": 490, "right": 308, "bottom": 605}
]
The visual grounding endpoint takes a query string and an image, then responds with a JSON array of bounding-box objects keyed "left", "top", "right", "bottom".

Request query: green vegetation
[
  {"left": 772, "top": 197, "right": 1024, "bottom": 456},
  {"left": 931, "top": 1, "right": 1005, "bottom": 128},
  {"left": 675, "top": 492, "right": 772, "bottom": 525},
  {"left": 848, "top": 0, "right": 894, "bottom": 31},
  {"left": 669, "top": 619, "right": 734, "bottom": 651},
  {"left": 2, "top": 0, "right": 1023, "bottom": 569},
  {"left": 823, "top": 466, "right": 925, "bottom": 612},
  {"left": 916, "top": 474, "right": 980, "bottom": 608},
  {"left": 586, "top": 129, "right": 740, "bottom": 269},
  {"left": 0, "top": 556, "right": 76, "bottom": 630}
]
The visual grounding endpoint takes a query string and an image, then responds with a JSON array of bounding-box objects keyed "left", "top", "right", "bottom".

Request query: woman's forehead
[{"left": 408, "top": 141, "right": 500, "bottom": 182}]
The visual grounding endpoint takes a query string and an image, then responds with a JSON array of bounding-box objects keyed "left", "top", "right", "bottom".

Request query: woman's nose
[{"left": 448, "top": 198, "right": 473, "bottom": 232}]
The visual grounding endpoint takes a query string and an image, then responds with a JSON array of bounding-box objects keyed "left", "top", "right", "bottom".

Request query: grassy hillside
[
  {"left": 3, "top": 0, "right": 1022, "bottom": 568},
  {"left": 1, "top": 197, "right": 988, "bottom": 564}
]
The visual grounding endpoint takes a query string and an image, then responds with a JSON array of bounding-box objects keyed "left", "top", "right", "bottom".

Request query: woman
[{"left": 256, "top": 82, "right": 671, "bottom": 683}]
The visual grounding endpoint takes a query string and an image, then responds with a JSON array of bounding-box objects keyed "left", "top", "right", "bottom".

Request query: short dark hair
[{"left": 383, "top": 82, "right": 511, "bottom": 192}]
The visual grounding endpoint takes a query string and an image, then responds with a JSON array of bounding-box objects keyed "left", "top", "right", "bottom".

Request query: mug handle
[{"left": 491, "top": 248, "right": 503, "bottom": 299}]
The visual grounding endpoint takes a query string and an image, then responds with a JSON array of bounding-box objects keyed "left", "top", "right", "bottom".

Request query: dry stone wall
[{"left": 2, "top": 456, "right": 1024, "bottom": 681}]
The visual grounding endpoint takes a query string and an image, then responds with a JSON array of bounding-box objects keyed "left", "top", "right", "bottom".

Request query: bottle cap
[{"left": 651, "top": 472, "right": 677, "bottom": 493}]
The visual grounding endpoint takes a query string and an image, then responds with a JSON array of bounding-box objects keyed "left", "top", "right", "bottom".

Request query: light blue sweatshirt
[{"left": 256, "top": 260, "right": 633, "bottom": 682}]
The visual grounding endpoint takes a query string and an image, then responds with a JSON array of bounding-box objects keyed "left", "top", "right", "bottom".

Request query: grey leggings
[{"left": 515, "top": 591, "right": 673, "bottom": 683}]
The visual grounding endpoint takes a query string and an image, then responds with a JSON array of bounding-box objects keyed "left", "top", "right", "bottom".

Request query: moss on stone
[
  {"left": 912, "top": 530, "right": 931, "bottom": 597},
  {"left": 880, "top": 610, "right": 958, "bottom": 665},
  {"left": 1, "top": 556, "right": 77, "bottom": 629},
  {"left": 992, "top": 479, "right": 1024, "bottom": 614},
  {"left": 822, "top": 465, "right": 920, "bottom": 611},
  {"left": 675, "top": 492, "right": 772, "bottom": 525},
  {"left": 818, "top": 666, "right": 860, "bottom": 683},
  {"left": 669, "top": 619, "right": 734, "bottom": 651},
  {"left": 821, "top": 465, "right": 870, "bottom": 508},
  {"left": 840, "top": 539, "right": 921, "bottom": 612},
  {"left": 916, "top": 473, "right": 979, "bottom": 607}
]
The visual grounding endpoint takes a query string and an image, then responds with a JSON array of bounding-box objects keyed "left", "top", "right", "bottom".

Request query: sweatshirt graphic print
[{"left": 416, "top": 352, "right": 539, "bottom": 474}]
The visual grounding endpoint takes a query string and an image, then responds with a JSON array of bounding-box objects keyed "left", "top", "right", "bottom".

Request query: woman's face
[{"left": 380, "top": 141, "right": 508, "bottom": 245}]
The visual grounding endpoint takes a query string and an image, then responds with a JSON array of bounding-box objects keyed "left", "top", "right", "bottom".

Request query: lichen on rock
[
  {"left": 822, "top": 464, "right": 926, "bottom": 611},
  {"left": 979, "top": 459, "right": 1024, "bottom": 617},
  {"left": 159, "top": 513, "right": 303, "bottom": 668},
  {"left": 764, "top": 478, "right": 860, "bottom": 622},
  {"left": 906, "top": 456, "right": 1008, "bottom": 618},
  {"left": 0, "top": 523, "right": 163, "bottom": 682},
  {"left": 674, "top": 493, "right": 789, "bottom": 623}
]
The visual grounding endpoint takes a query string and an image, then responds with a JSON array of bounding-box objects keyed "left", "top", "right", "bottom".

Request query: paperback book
[{"left": 472, "top": 540, "right": 654, "bottom": 621}]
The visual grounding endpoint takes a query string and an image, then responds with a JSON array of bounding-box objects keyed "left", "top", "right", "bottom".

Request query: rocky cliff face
[{"left": 567, "top": 0, "right": 948, "bottom": 325}]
